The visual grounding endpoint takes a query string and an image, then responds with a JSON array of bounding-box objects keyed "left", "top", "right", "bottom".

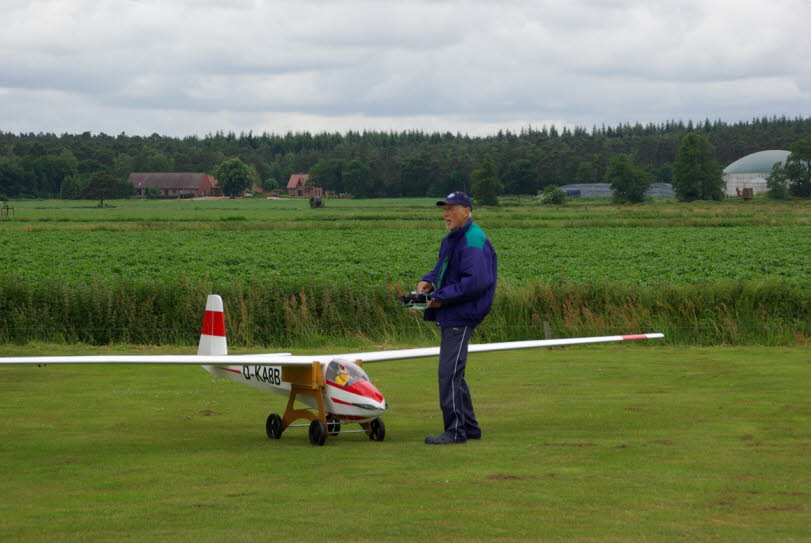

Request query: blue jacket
[{"left": 422, "top": 219, "right": 497, "bottom": 327}]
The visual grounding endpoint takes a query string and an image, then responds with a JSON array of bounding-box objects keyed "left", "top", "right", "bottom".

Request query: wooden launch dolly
[
  {"left": 280, "top": 362, "right": 328, "bottom": 428},
  {"left": 270, "top": 360, "right": 381, "bottom": 445}
]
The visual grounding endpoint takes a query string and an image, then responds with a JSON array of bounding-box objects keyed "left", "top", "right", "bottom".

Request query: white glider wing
[
  {"left": 0, "top": 334, "right": 664, "bottom": 366},
  {"left": 334, "top": 333, "right": 665, "bottom": 363},
  {"left": 0, "top": 354, "right": 325, "bottom": 366}
]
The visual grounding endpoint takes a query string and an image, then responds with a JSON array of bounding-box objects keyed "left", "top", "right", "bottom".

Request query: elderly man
[{"left": 417, "top": 191, "right": 497, "bottom": 445}]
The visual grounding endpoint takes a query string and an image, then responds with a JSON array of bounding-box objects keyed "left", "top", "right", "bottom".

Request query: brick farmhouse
[{"left": 128, "top": 173, "right": 222, "bottom": 197}]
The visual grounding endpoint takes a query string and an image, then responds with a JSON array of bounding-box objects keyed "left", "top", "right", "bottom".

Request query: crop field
[
  {"left": 0, "top": 197, "right": 808, "bottom": 346},
  {"left": 0, "top": 343, "right": 809, "bottom": 542},
  {"left": 1, "top": 225, "right": 809, "bottom": 285},
  {"left": 1, "top": 198, "right": 809, "bottom": 285}
]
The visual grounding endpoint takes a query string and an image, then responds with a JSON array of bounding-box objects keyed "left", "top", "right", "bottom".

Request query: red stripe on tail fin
[{"left": 201, "top": 310, "right": 226, "bottom": 337}]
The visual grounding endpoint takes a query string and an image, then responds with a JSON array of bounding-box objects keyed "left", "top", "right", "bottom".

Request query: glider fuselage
[{"left": 203, "top": 359, "right": 387, "bottom": 422}]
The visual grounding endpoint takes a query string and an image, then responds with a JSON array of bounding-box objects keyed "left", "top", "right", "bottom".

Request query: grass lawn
[{"left": 0, "top": 344, "right": 808, "bottom": 542}]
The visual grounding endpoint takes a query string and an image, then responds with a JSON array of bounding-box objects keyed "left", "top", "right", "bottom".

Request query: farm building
[
  {"left": 722, "top": 150, "right": 790, "bottom": 196},
  {"left": 558, "top": 183, "right": 675, "bottom": 197},
  {"left": 287, "top": 174, "right": 324, "bottom": 197},
  {"left": 128, "top": 173, "right": 222, "bottom": 197}
]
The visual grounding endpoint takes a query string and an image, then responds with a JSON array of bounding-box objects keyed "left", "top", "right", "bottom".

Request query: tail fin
[{"left": 198, "top": 294, "right": 228, "bottom": 356}]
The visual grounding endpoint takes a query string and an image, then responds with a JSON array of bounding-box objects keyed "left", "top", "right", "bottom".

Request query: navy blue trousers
[{"left": 438, "top": 325, "right": 481, "bottom": 441}]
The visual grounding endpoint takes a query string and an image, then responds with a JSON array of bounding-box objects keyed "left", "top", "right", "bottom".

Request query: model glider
[{"left": 0, "top": 295, "right": 664, "bottom": 445}]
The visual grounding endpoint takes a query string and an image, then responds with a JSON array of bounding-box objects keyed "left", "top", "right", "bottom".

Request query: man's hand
[{"left": 417, "top": 282, "right": 441, "bottom": 307}]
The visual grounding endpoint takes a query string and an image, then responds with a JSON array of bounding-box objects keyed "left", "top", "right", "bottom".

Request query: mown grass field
[
  {"left": 0, "top": 343, "right": 808, "bottom": 542},
  {"left": 3, "top": 197, "right": 811, "bottom": 229}
]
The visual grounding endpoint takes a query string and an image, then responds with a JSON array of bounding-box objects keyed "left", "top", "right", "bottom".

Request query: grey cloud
[{"left": 0, "top": 0, "right": 809, "bottom": 136}]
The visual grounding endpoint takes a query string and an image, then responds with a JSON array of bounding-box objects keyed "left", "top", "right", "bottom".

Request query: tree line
[{"left": 0, "top": 116, "right": 809, "bottom": 201}]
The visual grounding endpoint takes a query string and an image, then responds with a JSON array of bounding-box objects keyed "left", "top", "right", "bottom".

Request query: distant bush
[
  {"left": 606, "top": 154, "right": 653, "bottom": 203},
  {"left": 541, "top": 185, "right": 567, "bottom": 205}
]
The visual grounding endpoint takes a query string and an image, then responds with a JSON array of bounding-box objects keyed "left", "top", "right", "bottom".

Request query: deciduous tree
[
  {"left": 785, "top": 136, "right": 811, "bottom": 197},
  {"left": 83, "top": 172, "right": 119, "bottom": 207},
  {"left": 672, "top": 133, "right": 724, "bottom": 201},
  {"left": 766, "top": 162, "right": 790, "bottom": 200},
  {"left": 212, "top": 157, "right": 255, "bottom": 198}
]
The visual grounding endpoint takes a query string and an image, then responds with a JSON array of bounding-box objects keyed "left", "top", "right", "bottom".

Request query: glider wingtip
[{"left": 621, "top": 333, "right": 665, "bottom": 341}]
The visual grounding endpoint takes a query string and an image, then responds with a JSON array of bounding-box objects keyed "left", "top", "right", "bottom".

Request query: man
[{"left": 417, "top": 191, "right": 497, "bottom": 445}]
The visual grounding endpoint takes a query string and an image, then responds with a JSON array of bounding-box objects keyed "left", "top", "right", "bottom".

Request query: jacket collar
[{"left": 447, "top": 218, "right": 473, "bottom": 240}]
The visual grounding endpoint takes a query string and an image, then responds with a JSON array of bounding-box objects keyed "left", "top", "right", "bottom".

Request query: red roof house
[{"left": 287, "top": 174, "right": 323, "bottom": 197}]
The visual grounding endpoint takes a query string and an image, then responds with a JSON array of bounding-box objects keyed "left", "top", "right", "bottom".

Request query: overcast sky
[{"left": 2, "top": 0, "right": 809, "bottom": 137}]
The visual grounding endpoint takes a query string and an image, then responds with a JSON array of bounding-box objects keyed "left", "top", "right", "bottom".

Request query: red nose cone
[{"left": 346, "top": 380, "right": 385, "bottom": 404}]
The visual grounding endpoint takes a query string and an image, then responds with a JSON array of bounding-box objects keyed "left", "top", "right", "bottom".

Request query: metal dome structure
[{"left": 723, "top": 150, "right": 790, "bottom": 196}]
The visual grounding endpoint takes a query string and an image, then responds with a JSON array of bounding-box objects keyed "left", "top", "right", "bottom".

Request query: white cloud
[{"left": 1, "top": 0, "right": 809, "bottom": 136}]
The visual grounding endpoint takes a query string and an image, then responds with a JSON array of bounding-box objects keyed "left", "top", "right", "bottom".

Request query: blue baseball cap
[{"left": 436, "top": 191, "right": 473, "bottom": 209}]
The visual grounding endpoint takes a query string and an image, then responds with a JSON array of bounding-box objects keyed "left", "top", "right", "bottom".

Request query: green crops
[{"left": 0, "top": 277, "right": 806, "bottom": 346}]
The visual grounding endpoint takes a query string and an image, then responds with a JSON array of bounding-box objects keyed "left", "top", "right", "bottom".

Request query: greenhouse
[{"left": 558, "top": 183, "right": 675, "bottom": 198}]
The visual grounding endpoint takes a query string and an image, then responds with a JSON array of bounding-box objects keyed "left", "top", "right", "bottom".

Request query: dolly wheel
[
  {"left": 266, "top": 413, "right": 284, "bottom": 439},
  {"left": 369, "top": 417, "right": 385, "bottom": 442},
  {"left": 309, "top": 420, "right": 327, "bottom": 446},
  {"left": 327, "top": 417, "right": 341, "bottom": 436}
]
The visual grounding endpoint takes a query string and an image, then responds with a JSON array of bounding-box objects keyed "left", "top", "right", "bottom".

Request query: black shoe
[
  {"left": 467, "top": 433, "right": 481, "bottom": 440},
  {"left": 424, "top": 433, "right": 467, "bottom": 445}
]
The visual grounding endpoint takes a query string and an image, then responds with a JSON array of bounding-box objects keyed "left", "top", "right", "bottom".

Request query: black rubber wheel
[
  {"left": 308, "top": 419, "right": 327, "bottom": 446},
  {"left": 369, "top": 417, "right": 385, "bottom": 442},
  {"left": 266, "top": 413, "right": 283, "bottom": 439},
  {"left": 327, "top": 417, "right": 341, "bottom": 436}
]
